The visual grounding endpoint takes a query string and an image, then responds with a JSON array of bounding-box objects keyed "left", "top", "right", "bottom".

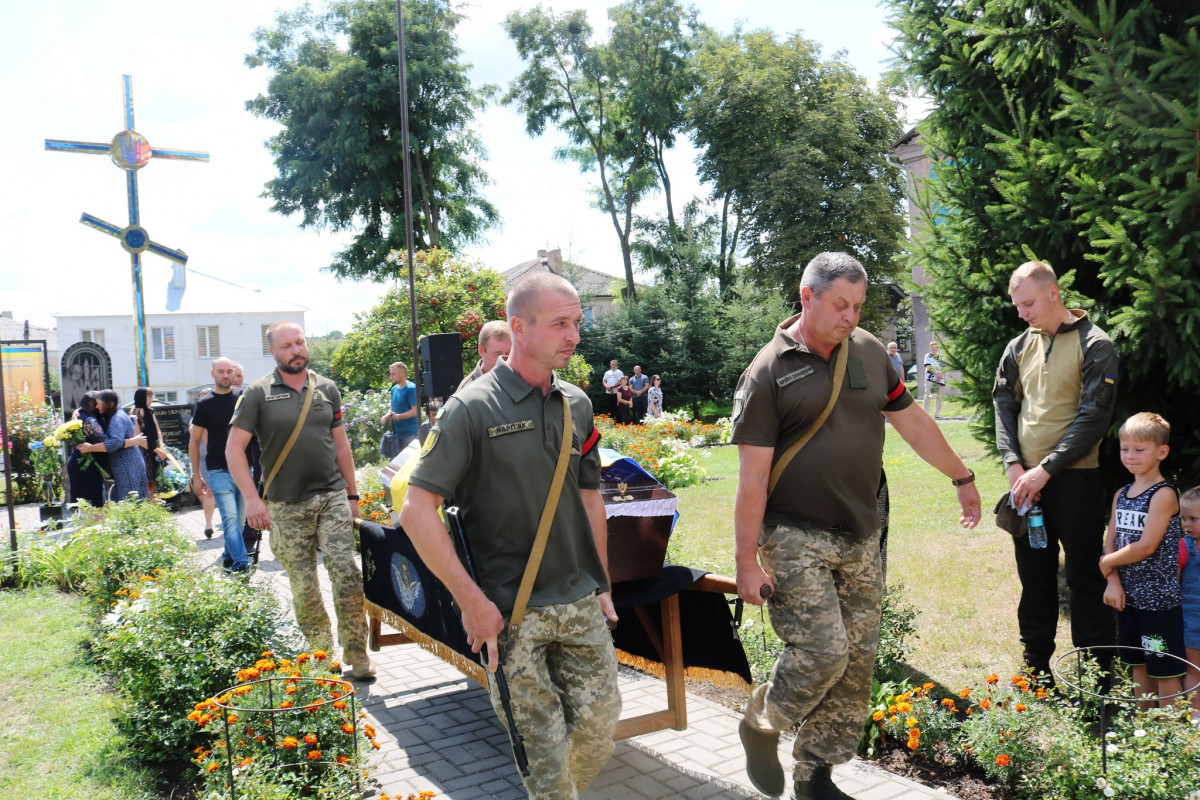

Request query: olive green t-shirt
[
  {"left": 407, "top": 358, "right": 607, "bottom": 615},
  {"left": 731, "top": 315, "right": 913, "bottom": 536},
  {"left": 230, "top": 369, "right": 346, "bottom": 503}
]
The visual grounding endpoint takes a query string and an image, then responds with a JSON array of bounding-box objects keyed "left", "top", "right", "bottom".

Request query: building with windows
[{"left": 55, "top": 267, "right": 306, "bottom": 404}]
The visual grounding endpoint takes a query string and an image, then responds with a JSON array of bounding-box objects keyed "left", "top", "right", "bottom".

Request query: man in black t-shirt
[{"left": 190, "top": 358, "right": 250, "bottom": 573}]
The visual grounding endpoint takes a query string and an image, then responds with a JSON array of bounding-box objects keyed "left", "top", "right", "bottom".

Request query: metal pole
[
  {"left": 394, "top": 0, "right": 423, "bottom": 414},
  {"left": 0, "top": 354, "right": 18, "bottom": 555}
]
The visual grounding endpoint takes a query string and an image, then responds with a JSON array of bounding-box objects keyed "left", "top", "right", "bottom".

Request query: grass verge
[{"left": 0, "top": 586, "right": 159, "bottom": 800}]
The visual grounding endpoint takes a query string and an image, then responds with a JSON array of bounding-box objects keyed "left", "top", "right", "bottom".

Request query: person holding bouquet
[
  {"left": 64, "top": 392, "right": 109, "bottom": 507},
  {"left": 77, "top": 390, "right": 148, "bottom": 502}
]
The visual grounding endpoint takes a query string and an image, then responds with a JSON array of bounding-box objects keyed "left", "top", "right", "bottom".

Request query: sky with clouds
[{"left": 1, "top": 0, "right": 909, "bottom": 336}]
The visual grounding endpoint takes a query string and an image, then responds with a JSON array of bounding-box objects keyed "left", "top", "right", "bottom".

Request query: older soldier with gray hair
[
  {"left": 401, "top": 272, "right": 619, "bottom": 799},
  {"left": 732, "top": 252, "right": 981, "bottom": 800}
]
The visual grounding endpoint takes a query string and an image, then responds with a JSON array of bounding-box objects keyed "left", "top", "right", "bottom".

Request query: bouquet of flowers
[
  {"left": 28, "top": 438, "right": 63, "bottom": 476},
  {"left": 54, "top": 419, "right": 110, "bottom": 479}
]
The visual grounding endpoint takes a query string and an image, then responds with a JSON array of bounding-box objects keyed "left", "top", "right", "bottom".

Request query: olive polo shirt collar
[
  {"left": 771, "top": 312, "right": 853, "bottom": 359},
  {"left": 269, "top": 367, "right": 309, "bottom": 392},
  {"left": 489, "top": 356, "right": 569, "bottom": 402}
]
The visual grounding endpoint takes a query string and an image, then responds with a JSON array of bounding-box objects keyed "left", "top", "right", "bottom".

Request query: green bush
[
  {"left": 2, "top": 529, "right": 91, "bottom": 592},
  {"left": 1, "top": 394, "right": 61, "bottom": 503},
  {"left": 67, "top": 501, "right": 192, "bottom": 612},
  {"left": 95, "top": 569, "right": 298, "bottom": 762},
  {"left": 340, "top": 388, "right": 391, "bottom": 468}
]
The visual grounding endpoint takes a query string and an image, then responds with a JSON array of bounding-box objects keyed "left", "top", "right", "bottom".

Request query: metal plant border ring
[
  {"left": 208, "top": 675, "right": 362, "bottom": 800},
  {"left": 1053, "top": 645, "right": 1200, "bottom": 776}
]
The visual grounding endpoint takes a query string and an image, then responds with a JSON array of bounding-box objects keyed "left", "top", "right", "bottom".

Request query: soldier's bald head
[{"left": 507, "top": 273, "right": 577, "bottom": 323}]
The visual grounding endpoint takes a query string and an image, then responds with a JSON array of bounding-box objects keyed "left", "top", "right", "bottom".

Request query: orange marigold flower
[
  {"left": 198, "top": 714, "right": 212, "bottom": 727},
  {"left": 986, "top": 673, "right": 1000, "bottom": 684},
  {"left": 207, "top": 762, "right": 220, "bottom": 773},
  {"left": 906, "top": 739, "right": 919, "bottom": 751},
  {"left": 337, "top": 755, "right": 351, "bottom": 764},
  {"left": 958, "top": 688, "right": 971, "bottom": 699},
  {"left": 279, "top": 659, "right": 293, "bottom": 669},
  {"left": 303, "top": 733, "right": 318, "bottom": 745},
  {"left": 261, "top": 650, "right": 274, "bottom": 658},
  {"left": 281, "top": 737, "right": 298, "bottom": 750},
  {"left": 234, "top": 686, "right": 252, "bottom": 696},
  {"left": 364, "top": 724, "right": 376, "bottom": 739},
  {"left": 217, "top": 693, "right": 233, "bottom": 704},
  {"left": 965, "top": 708, "right": 973, "bottom": 715},
  {"left": 285, "top": 686, "right": 298, "bottom": 695},
  {"left": 226, "top": 713, "right": 239, "bottom": 724},
  {"left": 313, "top": 650, "right": 328, "bottom": 660},
  {"left": 329, "top": 690, "right": 344, "bottom": 699},
  {"left": 888, "top": 715, "right": 898, "bottom": 724},
  {"left": 330, "top": 661, "right": 342, "bottom": 671},
  {"left": 872, "top": 711, "right": 884, "bottom": 722},
  {"left": 188, "top": 711, "right": 202, "bottom": 722},
  {"left": 1035, "top": 687, "right": 1047, "bottom": 699},
  {"left": 941, "top": 698, "right": 956, "bottom": 709},
  {"left": 1015, "top": 703, "right": 1026, "bottom": 712},
  {"left": 342, "top": 723, "right": 356, "bottom": 734},
  {"left": 307, "top": 749, "right": 322, "bottom": 761},
  {"left": 908, "top": 729, "right": 921, "bottom": 740},
  {"left": 371, "top": 741, "right": 381, "bottom": 750},
  {"left": 279, "top": 701, "right": 293, "bottom": 709},
  {"left": 333, "top": 700, "right": 348, "bottom": 711},
  {"left": 887, "top": 705, "right": 899, "bottom": 715},
  {"left": 255, "top": 735, "right": 266, "bottom": 743},
  {"left": 297, "top": 653, "right": 311, "bottom": 664},
  {"left": 194, "top": 746, "right": 206, "bottom": 754},
  {"left": 996, "top": 754, "right": 1011, "bottom": 767},
  {"left": 305, "top": 704, "right": 320, "bottom": 714},
  {"left": 239, "top": 757, "right": 253, "bottom": 768},
  {"left": 255, "top": 659, "right": 276, "bottom": 672},
  {"left": 980, "top": 699, "right": 992, "bottom": 710},
  {"left": 922, "top": 682, "right": 935, "bottom": 691}
]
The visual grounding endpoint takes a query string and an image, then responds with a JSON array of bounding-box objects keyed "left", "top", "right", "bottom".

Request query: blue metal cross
[{"left": 45, "top": 74, "right": 209, "bottom": 386}]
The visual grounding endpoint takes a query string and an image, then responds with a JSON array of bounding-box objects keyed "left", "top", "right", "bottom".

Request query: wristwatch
[{"left": 950, "top": 470, "right": 975, "bottom": 487}]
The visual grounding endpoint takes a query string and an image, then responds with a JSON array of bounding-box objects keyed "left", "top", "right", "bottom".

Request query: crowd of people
[
  {"left": 44, "top": 254, "right": 1200, "bottom": 800},
  {"left": 601, "top": 360, "right": 663, "bottom": 423}
]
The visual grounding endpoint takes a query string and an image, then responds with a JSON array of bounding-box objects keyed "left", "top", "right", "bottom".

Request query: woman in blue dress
[
  {"left": 77, "top": 389, "right": 148, "bottom": 502},
  {"left": 66, "top": 391, "right": 109, "bottom": 507}
]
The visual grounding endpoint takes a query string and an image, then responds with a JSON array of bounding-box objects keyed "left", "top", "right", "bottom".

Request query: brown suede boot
[{"left": 739, "top": 719, "right": 784, "bottom": 797}]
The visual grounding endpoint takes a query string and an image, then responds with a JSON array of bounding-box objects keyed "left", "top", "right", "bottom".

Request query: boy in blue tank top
[
  {"left": 1177, "top": 486, "right": 1200, "bottom": 723},
  {"left": 1100, "top": 412, "right": 1186, "bottom": 710}
]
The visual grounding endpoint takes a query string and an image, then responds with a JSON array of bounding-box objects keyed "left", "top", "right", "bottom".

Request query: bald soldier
[
  {"left": 401, "top": 273, "right": 620, "bottom": 799},
  {"left": 227, "top": 322, "right": 375, "bottom": 680}
]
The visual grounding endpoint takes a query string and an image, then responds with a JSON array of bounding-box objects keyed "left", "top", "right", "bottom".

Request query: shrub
[
  {"left": 95, "top": 570, "right": 298, "bottom": 762},
  {"left": 190, "top": 651, "right": 374, "bottom": 800},
  {"left": 876, "top": 682, "right": 961, "bottom": 758},
  {"left": 68, "top": 501, "right": 192, "bottom": 612},
  {"left": 875, "top": 586, "right": 918, "bottom": 682},
  {"left": 1, "top": 394, "right": 61, "bottom": 502},
  {"left": 341, "top": 389, "right": 391, "bottom": 468},
  {"left": 957, "top": 674, "right": 1051, "bottom": 784}
]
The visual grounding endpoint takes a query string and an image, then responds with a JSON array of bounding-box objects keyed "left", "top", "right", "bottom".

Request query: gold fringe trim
[
  {"left": 615, "top": 649, "right": 752, "bottom": 693},
  {"left": 365, "top": 600, "right": 486, "bottom": 686}
]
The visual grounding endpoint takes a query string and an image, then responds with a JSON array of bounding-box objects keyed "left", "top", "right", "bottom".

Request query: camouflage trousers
[
  {"left": 743, "top": 524, "right": 883, "bottom": 781},
  {"left": 268, "top": 489, "right": 368, "bottom": 660},
  {"left": 488, "top": 593, "right": 621, "bottom": 800}
]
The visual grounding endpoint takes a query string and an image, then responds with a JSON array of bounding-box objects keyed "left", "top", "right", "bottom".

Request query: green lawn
[
  {"left": 0, "top": 587, "right": 159, "bottom": 800},
  {"left": 670, "top": 423, "right": 1055, "bottom": 691}
]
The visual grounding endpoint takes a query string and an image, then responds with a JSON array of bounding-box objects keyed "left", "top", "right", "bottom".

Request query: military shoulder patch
[
  {"left": 488, "top": 420, "right": 535, "bottom": 438},
  {"left": 420, "top": 428, "right": 440, "bottom": 457},
  {"left": 732, "top": 389, "right": 750, "bottom": 424}
]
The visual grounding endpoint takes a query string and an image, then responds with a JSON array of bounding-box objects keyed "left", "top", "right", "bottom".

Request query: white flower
[
  {"left": 1102, "top": 787, "right": 1114, "bottom": 798},
  {"left": 1133, "top": 728, "right": 1146, "bottom": 738},
  {"left": 1106, "top": 743, "right": 1119, "bottom": 754},
  {"left": 1105, "top": 730, "right": 1119, "bottom": 739},
  {"left": 1096, "top": 778, "right": 1108, "bottom": 789}
]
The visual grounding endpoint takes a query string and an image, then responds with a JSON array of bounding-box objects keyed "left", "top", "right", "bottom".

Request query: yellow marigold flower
[
  {"left": 281, "top": 737, "right": 298, "bottom": 750},
  {"left": 307, "top": 749, "right": 322, "bottom": 761},
  {"left": 303, "top": 733, "right": 318, "bottom": 745},
  {"left": 898, "top": 702, "right": 913, "bottom": 713},
  {"left": 188, "top": 711, "right": 202, "bottom": 722},
  {"left": 207, "top": 762, "right": 220, "bottom": 773},
  {"left": 872, "top": 711, "right": 884, "bottom": 722},
  {"left": 905, "top": 717, "right": 918, "bottom": 729},
  {"left": 996, "top": 754, "right": 1011, "bottom": 767},
  {"left": 261, "top": 650, "right": 274, "bottom": 658},
  {"left": 279, "top": 659, "right": 293, "bottom": 669},
  {"left": 906, "top": 739, "right": 919, "bottom": 751},
  {"left": 986, "top": 673, "right": 1000, "bottom": 684}
]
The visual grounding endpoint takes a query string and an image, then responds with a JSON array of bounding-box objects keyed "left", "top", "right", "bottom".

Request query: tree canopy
[
  {"left": 246, "top": 0, "right": 497, "bottom": 282},
  {"left": 888, "top": 0, "right": 1200, "bottom": 476},
  {"left": 689, "top": 29, "right": 907, "bottom": 311},
  {"left": 503, "top": 0, "right": 705, "bottom": 300}
]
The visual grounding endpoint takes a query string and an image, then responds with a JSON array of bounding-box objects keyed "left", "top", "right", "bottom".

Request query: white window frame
[
  {"left": 197, "top": 325, "right": 220, "bottom": 359},
  {"left": 151, "top": 326, "right": 176, "bottom": 361},
  {"left": 80, "top": 328, "right": 105, "bottom": 346},
  {"left": 159, "top": 390, "right": 178, "bottom": 404}
]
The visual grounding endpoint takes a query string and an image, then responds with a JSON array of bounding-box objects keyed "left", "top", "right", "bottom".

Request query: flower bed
[{"left": 594, "top": 412, "right": 730, "bottom": 489}]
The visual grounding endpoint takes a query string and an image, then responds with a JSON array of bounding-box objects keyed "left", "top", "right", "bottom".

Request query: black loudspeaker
[{"left": 420, "top": 333, "right": 463, "bottom": 398}]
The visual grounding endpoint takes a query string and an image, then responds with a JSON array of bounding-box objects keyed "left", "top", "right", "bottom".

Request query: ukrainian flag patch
[{"left": 1104, "top": 375, "right": 1116, "bottom": 384}]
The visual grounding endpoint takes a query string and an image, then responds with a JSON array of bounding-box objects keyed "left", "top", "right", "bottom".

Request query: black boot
[
  {"left": 793, "top": 765, "right": 855, "bottom": 800},
  {"left": 739, "top": 719, "right": 784, "bottom": 797}
]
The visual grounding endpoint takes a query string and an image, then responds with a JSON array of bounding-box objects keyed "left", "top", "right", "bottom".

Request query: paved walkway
[{"left": 17, "top": 501, "right": 957, "bottom": 800}]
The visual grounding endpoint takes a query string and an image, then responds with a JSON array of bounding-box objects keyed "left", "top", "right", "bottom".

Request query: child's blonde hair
[
  {"left": 1180, "top": 486, "right": 1200, "bottom": 509},
  {"left": 1118, "top": 412, "right": 1170, "bottom": 446}
]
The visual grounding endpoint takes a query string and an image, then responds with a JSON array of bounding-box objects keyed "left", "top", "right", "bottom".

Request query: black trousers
[
  {"left": 633, "top": 394, "right": 648, "bottom": 423},
  {"left": 605, "top": 393, "right": 617, "bottom": 417},
  {"left": 1011, "top": 468, "right": 1115, "bottom": 670}
]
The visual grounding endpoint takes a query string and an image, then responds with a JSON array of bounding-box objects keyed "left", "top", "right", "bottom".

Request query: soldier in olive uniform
[
  {"left": 227, "top": 321, "right": 375, "bottom": 680},
  {"left": 732, "top": 253, "right": 981, "bottom": 800},
  {"left": 400, "top": 273, "right": 620, "bottom": 800}
]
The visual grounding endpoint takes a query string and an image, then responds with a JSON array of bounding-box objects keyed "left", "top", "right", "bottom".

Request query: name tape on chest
[
  {"left": 776, "top": 365, "right": 815, "bottom": 387},
  {"left": 488, "top": 420, "right": 535, "bottom": 438},
  {"left": 265, "top": 392, "right": 291, "bottom": 402}
]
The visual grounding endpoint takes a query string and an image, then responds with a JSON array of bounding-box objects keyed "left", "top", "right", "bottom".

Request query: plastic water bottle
[{"left": 1027, "top": 503, "right": 1048, "bottom": 549}]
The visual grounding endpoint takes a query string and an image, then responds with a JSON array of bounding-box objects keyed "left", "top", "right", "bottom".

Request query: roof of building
[
  {"left": 53, "top": 264, "right": 308, "bottom": 319},
  {"left": 502, "top": 256, "right": 628, "bottom": 298},
  {"left": 0, "top": 314, "right": 58, "bottom": 350}
]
